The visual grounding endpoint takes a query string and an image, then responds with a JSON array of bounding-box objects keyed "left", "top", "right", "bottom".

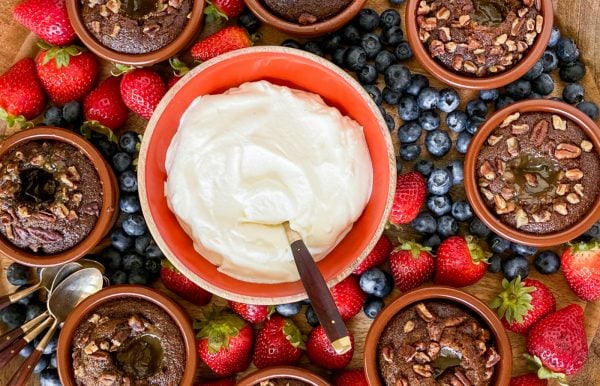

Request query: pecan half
[
  {"left": 463, "top": 61, "right": 477, "bottom": 73},
  {"left": 511, "top": 18, "right": 525, "bottom": 36},
  {"left": 530, "top": 119, "right": 549, "bottom": 146},
  {"left": 485, "top": 348, "right": 501, "bottom": 368},
  {"left": 413, "top": 364, "right": 433, "bottom": 378},
  {"left": 512, "top": 123, "right": 530, "bottom": 134},
  {"left": 416, "top": 303, "right": 434, "bottom": 322},
  {"left": 414, "top": 352, "right": 431, "bottom": 364},
  {"left": 536, "top": 15, "right": 544, "bottom": 33},
  {"left": 506, "top": 137, "right": 519, "bottom": 156},
  {"left": 438, "top": 27, "right": 451, "bottom": 42},
  {"left": 427, "top": 322, "right": 444, "bottom": 341},
  {"left": 565, "top": 168, "right": 584, "bottom": 180},
  {"left": 427, "top": 342, "right": 440, "bottom": 359},
  {"left": 553, "top": 201, "right": 568, "bottom": 215},
  {"left": 501, "top": 112, "right": 520, "bottom": 127},
  {"left": 436, "top": 7, "right": 450, "bottom": 20},
  {"left": 552, "top": 115, "right": 567, "bottom": 130},
  {"left": 382, "top": 345, "right": 394, "bottom": 362},
  {"left": 444, "top": 316, "right": 467, "bottom": 327},
  {"left": 581, "top": 140, "right": 594, "bottom": 152},
  {"left": 532, "top": 211, "right": 551, "bottom": 223},
  {"left": 404, "top": 320, "right": 415, "bottom": 333},
  {"left": 556, "top": 183, "right": 569, "bottom": 196},
  {"left": 574, "top": 184, "right": 584, "bottom": 196},
  {"left": 555, "top": 143, "right": 581, "bottom": 159},
  {"left": 417, "top": 0, "right": 431, "bottom": 15},
  {"left": 566, "top": 193, "right": 581, "bottom": 204},
  {"left": 515, "top": 208, "right": 529, "bottom": 229}
]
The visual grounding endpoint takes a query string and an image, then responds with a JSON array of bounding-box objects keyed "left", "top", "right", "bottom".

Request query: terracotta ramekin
[
  {"left": 244, "top": 0, "right": 367, "bottom": 38},
  {"left": 405, "top": 0, "right": 554, "bottom": 90},
  {"left": 0, "top": 127, "right": 118, "bottom": 267},
  {"left": 57, "top": 285, "right": 198, "bottom": 386},
  {"left": 65, "top": 0, "right": 205, "bottom": 66},
  {"left": 364, "top": 286, "right": 512, "bottom": 386},
  {"left": 464, "top": 100, "right": 600, "bottom": 247},
  {"left": 237, "top": 366, "right": 332, "bottom": 386}
]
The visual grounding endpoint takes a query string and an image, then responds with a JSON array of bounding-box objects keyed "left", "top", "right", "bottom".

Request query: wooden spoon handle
[
  {"left": 0, "top": 316, "right": 52, "bottom": 368},
  {"left": 8, "top": 321, "right": 58, "bottom": 386},
  {"left": 0, "top": 311, "right": 49, "bottom": 352},
  {"left": 0, "top": 283, "right": 40, "bottom": 312}
]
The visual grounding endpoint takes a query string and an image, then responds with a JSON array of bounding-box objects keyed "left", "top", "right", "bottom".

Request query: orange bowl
[{"left": 139, "top": 46, "right": 396, "bottom": 304}]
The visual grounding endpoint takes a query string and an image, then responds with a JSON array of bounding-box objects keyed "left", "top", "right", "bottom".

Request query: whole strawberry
[
  {"left": 306, "top": 326, "right": 354, "bottom": 370},
  {"left": 434, "top": 236, "right": 490, "bottom": 287},
  {"left": 205, "top": 0, "right": 245, "bottom": 21},
  {"left": 228, "top": 301, "right": 273, "bottom": 324},
  {"left": 490, "top": 277, "right": 555, "bottom": 334},
  {"left": 0, "top": 58, "right": 45, "bottom": 125},
  {"left": 252, "top": 315, "right": 305, "bottom": 368},
  {"left": 389, "top": 171, "right": 426, "bottom": 225},
  {"left": 83, "top": 77, "right": 128, "bottom": 130},
  {"left": 196, "top": 309, "right": 254, "bottom": 376},
  {"left": 36, "top": 45, "right": 99, "bottom": 106},
  {"left": 119, "top": 68, "right": 166, "bottom": 120},
  {"left": 561, "top": 240, "right": 600, "bottom": 301},
  {"left": 160, "top": 261, "right": 212, "bottom": 306},
  {"left": 191, "top": 26, "right": 252, "bottom": 62},
  {"left": 333, "top": 369, "right": 369, "bottom": 386},
  {"left": 509, "top": 374, "right": 548, "bottom": 386},
  {"left": 331, "top": 275, "right": 367, "bottom": 321},
  {"left": 526, "top": 304, "right": 588, "bottom": 380},
  {"left": 390, "top": 241, "right": 434, "bottom": 291},
  {"left": 13, "top": 0, "right": 76, "bottom": 46},
  {"left": 352, "top": 234, "right": 393, "bottom": 275}
]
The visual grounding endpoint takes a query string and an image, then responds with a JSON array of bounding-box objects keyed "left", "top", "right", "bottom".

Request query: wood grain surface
[{"left": 0, "top": 0, "right": 600, "bottom": 385}]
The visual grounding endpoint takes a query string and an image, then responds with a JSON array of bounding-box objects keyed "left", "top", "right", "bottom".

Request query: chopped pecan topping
[
  {"left": 566, "top": 193, "right": 581, "bottom": 204},
  {"left": 581, "top": 140, "right": 593, "bottom": 152},
  {"left": 506, "top": 137, "right": 519, "bottom": 156},
  {"left": 511, "top": 123, "right": 530, "bottom": 134},
  {"left": 555, "top": 143, "right": 581, "bottom": 159},
  {"left": 382, "top": 345, "right": 394, "bottom": 362},
  {"left": 553, "top": 201, "right": 568, "bottom": 215},
  {"left": 484, "top": 348, "right": 501, "bottom": 368},
  {"left": 427, "top": 342, "right": 440, "bottom": 358},
  {"left": 404, "top": 320, "right": 415, "bottom": 333},
  {"left": 414, "top": 352, "right": 431, "bottom": 364},
  {"left": 530, "top": 119, "right": 549, "bottom": 146},
  {"left": 487, "top": 135, "right": 503, "bottom": 146},
  {"left": 552, "top": 115, "right": 567, "bottom": 130},
  {"left": 416, "top": 303, "right": 434, "bottom": 322},
  {"left": 565, "top": 168, "right": 584, "bottom": 181},
  {"left": 413, "top": 364, "right": 433, "bottom": 378},
  {"left": 501, "top": 112, "right": 520, "bottom": 128}
]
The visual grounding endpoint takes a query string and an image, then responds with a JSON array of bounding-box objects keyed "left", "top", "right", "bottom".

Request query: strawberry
[
  {"left": 526, "top": 304, "right": 588, "bottom": 381},
  {"left": 390, "top": 241, "right": 434, "bottom": 291},
  {"left": 83, "top": 77, "right": 128, "bottom": 130},
  {"left": 13, "top": 0, "right": 76, "bottom": 46},
  {"left": 434, "top": 236, "right": 490, "bottom": 287},
  {"left": 228, "top": 301, "right": 274, "bottom": 324},
  {"left": 191, "top": 26, "right": 252, "bottom": 62},
  {"left": 0, "top": 58, "right": 45, "bottom": 126},
  {"left": 330, "top": 275, "right": 367, "bottom": 321},
  {"left": 160, "top": 260, "right": 212, "bottom": 306},
  {"left": 166, "top": 57, "right": 190, "bottom": 89},
  {"left": 490, "top": 277, "right": 555, "bottom": 335},
  {"left": 352, "top": 234, "right": 393, "bottom": 275},
  {"left": 509, "top": 374, "right": 548, "bottom": 386},
  {"left": 195, "top": 308, "right": 254, "bottom": 376},
  {"left": 306, "top": 326, "right": 354, "bottom": 370},
  {"left": 35, "top": 44, "right": 99, "bottom": 106},
  {"left": 195, "top": 379, "right": 236, "bottom": 386},
  {"left": 333, "top": 369, "right": 369, "bottom": 386},
  {"left": 205, "top": 0, "right": 245, "bottom": 21},
  {"left": 561, "top": 240, "right": 600, "bottom": 301},
  {"left": 252, "top": 315, "right": 305, "bottom": 368},
  {"left": 389, "top": 171, "right": 426, "bottom": 225},
  {"left": 119, "top": 68, "right": 166, "bottom": 120}
]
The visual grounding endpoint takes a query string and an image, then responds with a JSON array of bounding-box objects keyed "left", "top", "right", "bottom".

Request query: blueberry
[
  {"left": 427, "top": 168, "right": 452, "bottom": 195},
  {"left": 49, "top": 352, "right": 57, "bottom": 369},
  {"left": 563, "top": 83, "right": 585, "bottom": 104},
  {"left": 102, "top": 247, "right": 122, "bottom": 271},
  {"left": 303, "top": 41, "right": 324, "bottom": 57},
  {"left": 584, "top": 221, "right": 600, "bottom": 239},
  {"left": 414, "top": 160, "right": 433, "bottom": 176},
  {"left": 406, "top": 74, "right": 429, "bottom": 96},
  {"left": 281, "top": 39, "right": 302, "bottom": 49},
  {"left": 1, "top": 303, "right": 26, "bottom": 329},
  {"left": 469, "top": 217, "right": 490, "bottom": 238},
  {"left": 276, "top": 302, "right": 302, "bottom": 317},
  {"left": 394, "top": 41, "right": 413, "bottom": 61},
  {"left": 305, "top": 305, "right": 319, "bottom": 326},
  {"left": 357, "top": 8, "right": 379, "bottom": 31},
  {"left": 321, "top": 33, "right": 342, "bottom": 53},
  {"left": 374, "top": 50, "right": 396, "bottom": 73},
  {"left": 534, "top": 251, "right": 561, "bottom": 274},
  {"left": 332, "top": 47, "right": 348, "bottom": 67},
  {"left": 422, "top": 234, "right": 441, "bottom": 251},
  {"left": 448, "top": 160, "right": 464, "bottom": 185},
  {"left": 397, "top": 95, "right": 420, "bottom": 121},
  {"left": 398, "top": 121, "right": 422, "bottom": 143},
  {"left": 145, "top": 257, "right": 162, "bottom": 276},
  {"left": 111, "top": 229, "right": 133, "bottom": 252},
  {"left": 361, "top": 33, "right": 383, "bottom": 58},
  {"left": 6, "top": 263, "right": 30, "bottom": 286},
  {"left": 425, "top": 130, "right": 451, "bottom": 157},
  {"left": 479, "top": 89, "right": 500, "bottom": 102},
  {"left": 122, "top": 253, "right": 144, "bottom": 271},
  {"left": 528, "top": 92, "right": 543, "bottom": 100},
  {"left": 145, "top": 243, "right": 164, "bottom": 259},
  {"left": 16, "top": 285, "right": 37, "bottom": 306},
  {"left": 506, "top": 79, "right": 532, "bottom": 100},
  {"left": 384, "top": 113, "right": 395, "bottom": 131},
  {"left": 119, "top": 170, "right": 138, "bottom": 193},
  {"left": 119, "top": 131, "right": 139, "bottom": 154},
  {"left": 451, "top": 200, "right": 473, "bottom": 222},
  {"left": 382, "top": 26, "right": 404, "bottom": 47},
  {"left": 62, "top": 101, "right": 82, "bottom": 124},
  {"left": 411, "top": 212, "right": 437, "bottom": 234},
  {"left": 363, "top": 297, "right": 384, "bottom": 319},
  {"left": 389, "top": 0, "right": 405, "bottom": 4},
  {"left": 427, "top": 194, "right": 452, "bottom": 217},
  {"left": 40, "top": 368, "right": 61, "bottom": 386},
  {"left": 33, "top": 354, "right": 50, "bottom": 374},
  {"left": 110, "top": 270, "right": 128, "bottom": 285},
  {"left": 20, "top": 342, "right": 34, "bottom": 357},
  {"left": 502, "top": 255, "right": 529, "bottom": 280},
  {"left": 128, "top": 267, "right": 150, "bottom": 285},
  {"left": 364, "top": 85, "right": 383, "bottom": 105},
  {"left": 488, "top": 254, "right": 502, "bottom": 273},
  {"left": 446, "top": 110, "right": 468, "bottom": 133},
  {"left": 344, "top": 46, "right": 367, "bottom": 71},
  {"left": 547, "top": 26, "right": 561, "bottom": 48},
  {"left": 135, "top": 234, "right": 152, "bottom": 255},
  {"left": 122, "top": 214, "right": 147, "bottom": 236},
  {"left": 237, "top": 9, "right": 261, "bottom": 34},
  {"left": 120, "top": 194, "right": 141, "bottom": 214},
  {"left": 359, "top": 268, "right": 393, "bottom": 297},
  {"left": 25, "top": 303, "right": 45, "bottom": 322},
  {"left": 577, "top": 101, "right": 599, "bottom": 120},
  {"left": 112, "top": 152, "right": 132, "bottom": 172},
  {"left": 97, "top": 138, "right": 118, "bottom": 159},
  {"left": 522, "top": 60, "right": 544, "bottom": 81},
  {"left": 399, "top": 143, "right": 421, "bottom": 161},
  {"left": 43, "top": 106, "right": 64, "bottom": 127},
  {"left": 341, "top": 24, "right": 361, "bottom": 44},
  {"left": 489, "top": 235, "right": 511, "bottom": 253},
  {"left": 417, "top": 88, "right": 440, "bottom": 110},
  {"left": 43, "top": 333, "right": 58, "bottom": 355},
  {"left": 437, "top": 215, "right": 458, "bottom": 237},
  {"left": 455, "top": 132, "right": 472, "bottom": 154},
  {"left": 466, "top": 99, "right": 488, "bottom": 118},
  {"left": 358, "top": 64, "right": 377, "bottom": 85},
  {"left": 380, "top": 9, "right": 401, "bottom": 29},
  {"left": 419, "top": 110, "right": 441, "bottom": 131},
  {"left": 466, "top": 117, "right": 482, "bottom": 135},
  {"left": 495, "top": 95, "right": 515, "bottom": 110},
  {"left": 540, "top": 50, "right": 559, "bottom": 73},
  {"left": 511, "top": 243, "right": 538, "bottom": 257},
  {"left": 559, "top": 61, "right": 586, "bottom": 82},
  {"left": 532, "top": 73, "right": 554, "bottom": 95},
  {"left": 385, "top": 64, "right": 411, "bottom": 92},
  {"left": 436, "top": 88, "right": 460, "bottom": 112},
  {"left": 556, "top": 37, "right": 580, "bottom": 63},
  {"left": 382, "top": 87, "right": 402, "bottom": 105}
]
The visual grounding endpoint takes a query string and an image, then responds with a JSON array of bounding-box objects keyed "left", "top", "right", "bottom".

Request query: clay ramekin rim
[
  {"left": 138, "top": 46, "right": 396, "bottom": 304},
  {"left": 65, "top": 0, "right": 205, "bottom": 66},
  {"left": 57, "top": 285, "right": 198, "bottom": 386},
  {"left": 364, "top": 286, "right": 512, "bottom": 386},
  {"left": 236, "top": 366, "right": 332, "bottom": 386},
  {"left": 405, "top": 0, "right": 554, "bottom": 90},
  {"left": 0, "top": 127, "right": 118, "bottom": 267},
  {"left": 464, "top": 100, "right": 600, "bottom": 247},
  {"left": 244, "top": 0, "right": 367, "bottom": 38}
]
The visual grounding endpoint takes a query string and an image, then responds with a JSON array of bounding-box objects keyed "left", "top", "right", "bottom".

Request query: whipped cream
[{"left": 165, "top": 81, "right": 373, "bottom": 283}]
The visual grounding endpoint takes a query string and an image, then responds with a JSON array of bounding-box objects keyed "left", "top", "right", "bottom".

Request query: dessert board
[{"left": 0, "top": 0, "right": 600, "bottom": 384}]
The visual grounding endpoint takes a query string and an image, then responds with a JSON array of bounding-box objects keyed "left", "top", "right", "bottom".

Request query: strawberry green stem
[
  {"left": 195, "top": 307, "right": 247, "bottom": 353},
  {"left": 465, "top": 235, "right": 491, "bottom": 264},
  {"left": 204, "top": 2, "right": 228, "bottom": 22},
  {"left": 282, "top": 318, "right": 306, "bottom": 350},
  {"left": 398, "top": 240, "right": 431, "bottom": 258},
  {"left": 489, "top": 277, "right": 535, "bottom": 324},
  {"left": 523, "top": 354, "right": 568, "bottom": 386},
  {"left": 0, "top": 107, "right": 33, "bottom": 129}
]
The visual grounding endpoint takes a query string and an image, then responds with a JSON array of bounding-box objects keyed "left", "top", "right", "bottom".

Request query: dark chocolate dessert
[{"left": 262, "top": 0, "right": 353, "bottom": 25}]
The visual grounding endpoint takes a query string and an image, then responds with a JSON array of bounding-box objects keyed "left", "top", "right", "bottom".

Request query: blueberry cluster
[
  {"left": 42, "top": 100, "right": 84, "bottom": 129},
  {"left": 359, "top": 268, "right": 393, "bottom": 319}
]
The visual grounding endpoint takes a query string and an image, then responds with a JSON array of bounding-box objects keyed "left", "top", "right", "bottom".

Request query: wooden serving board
[{"left": 1, "top": 0, "right": 600, "bottom": 385}]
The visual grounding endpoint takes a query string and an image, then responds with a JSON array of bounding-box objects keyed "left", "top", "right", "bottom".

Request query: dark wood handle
[
  {"left": 0, "top": 294, "right": 12, "bottom": 310},
  {"left": 0, "top": 284, "right": 40, "bottom": 312},
  {"left": 0, "top": 312, "right": 49, "bottom": 352},
  {"left": 0, "top": 337, "right": 29, "bottom": 368},
  {"left": 7, "top": 347, "right": 43, "bottom": 386},
  {"left": 289, "top": 239, "right": 351, "bottom": 352}
]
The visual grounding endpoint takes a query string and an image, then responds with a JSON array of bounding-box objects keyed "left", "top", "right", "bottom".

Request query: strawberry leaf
[
  {"left": 282, "top": 318, "right": 306, "bottom": 350},
  {"left": 0, "top": 107, "right": 33, "bottom": 129},
  {"left": 204, "top": 2, "right": 228, "bottom": 22},
  {"left": 168, "top": 57, "right": 190, "bottom": 77},
  {"left": 465, "top": 235, "right": 492, "bottom": 264},
  {"left": 490, "top": 276, "right": 535, "bottom": 324},
  {"left": 398, "top": 240, "right": 431, "bottom": 258},
  {"left": 80, "top": 121, "right": 119, "bottom": 144},
  {"left": 112, "top": 63, "right": 136, "bottom": 76},
  {"left": 196, "top": 309, "right": 247, "bottom": 353},
  {"left": 523, "top": 354, "right": 568, "bottom": 385}
]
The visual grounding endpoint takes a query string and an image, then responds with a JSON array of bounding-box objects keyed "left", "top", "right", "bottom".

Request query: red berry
[
  {"left": 0, "top": 58, "right": 45, "bottom": 123},
  {"left": 252, "top": 316, "right": 305, "bottom": 368},
  {"left": 83, "top": 77, "right": 128, "bottom": 130},
  {"left": 352, "top": 234, "right": 393, "bottom": 275},
  {"left": 434, "top": 236, "right": 490, "bottom": 287},
  {"left": 205, "top": 0, "right": 245, "bottom": 21},
  {"left": 119, "top": 68, "right": 166, "bottom": 120},
  {"left": 160, "top": 261, "right": 212, "bottom": 306},
  {"left": 191, "top": 26, "right": 252, "bottom": 62},
  {"left": 333, "top": 369, "right": 368, "bottom": 386},
  {"left": 390, "top": 241, "right": 434, "bottom": 291},
  {"left": 13, "top": 0, "right": 76, "bottom": 46},
  {"left": 561, "top": 241, "right": 600, "bottom": 301},
  {"left": 228, "top": 301, "right": 273, "bottom": 324},
  {"left": 509, "top": 374, "right": 548, "bottom": 386},
  {"left": 331, "top": 275, "right": 367, "bottom": 321},
  {"left": 389, "top": 172, "right": 426, "bottom": 225},
  {"left": 306, "top": 326, "right": 354, "bottom": 370}
]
